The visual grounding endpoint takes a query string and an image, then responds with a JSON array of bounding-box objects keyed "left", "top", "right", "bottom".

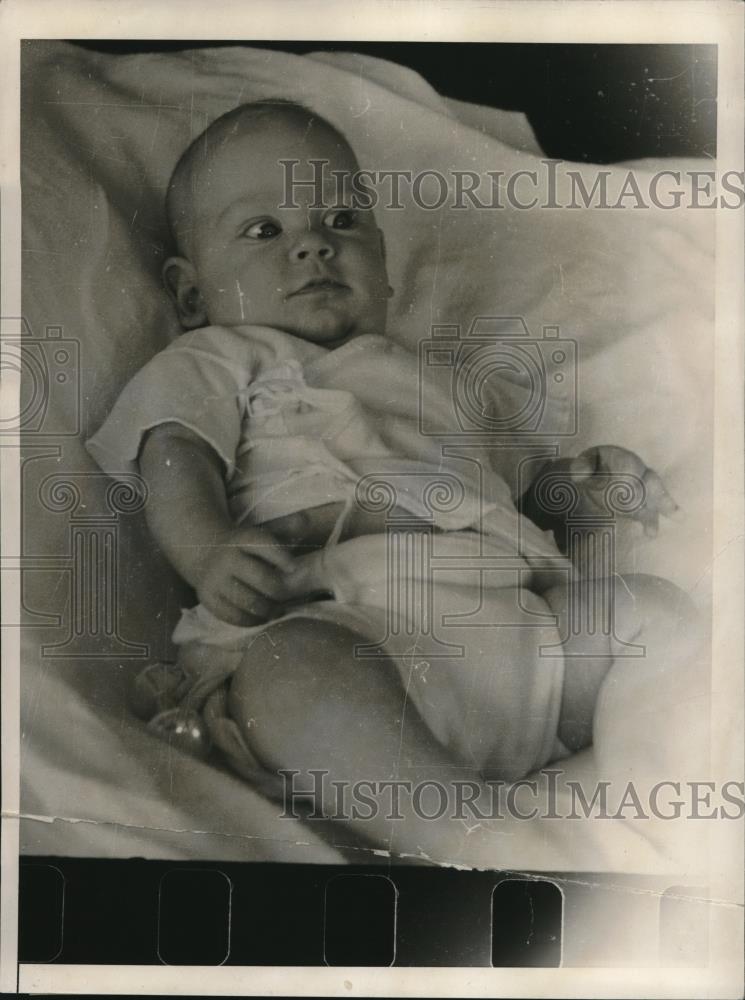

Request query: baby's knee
[
  {"left": 228, "top": 617, "right": 368, "bottom": 733},
  {"left": 614, "top": 573, "right": 703, "bottom": 650},
  {"left": 593, "top": 575, "right": 709, "bottom": 776}
]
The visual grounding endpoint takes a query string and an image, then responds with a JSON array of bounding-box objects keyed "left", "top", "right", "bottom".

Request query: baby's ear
[{"left": 162, "top": 256, "right": 208, "bottom": 330}]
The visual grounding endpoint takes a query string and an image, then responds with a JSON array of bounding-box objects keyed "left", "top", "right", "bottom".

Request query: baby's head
[{"left": 163, "top": 100, "right": 391, "bottom": 348}]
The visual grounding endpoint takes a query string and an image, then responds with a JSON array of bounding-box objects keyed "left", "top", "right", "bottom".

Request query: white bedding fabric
[{"left": 19, "top": 41, "right": 714, "bottom": 871}]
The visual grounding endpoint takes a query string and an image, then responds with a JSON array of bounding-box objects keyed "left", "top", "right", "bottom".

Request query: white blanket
[{"left": 19, "top": 41, "right": 714, "bottom": 871}]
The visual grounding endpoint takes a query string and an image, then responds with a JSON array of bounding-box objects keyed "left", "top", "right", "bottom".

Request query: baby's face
[{"left": 167, "top": 117, "right": 390, "bottom": 347}]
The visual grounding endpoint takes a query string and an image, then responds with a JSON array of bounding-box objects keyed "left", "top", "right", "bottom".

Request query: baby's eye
[
  {"left": 241, "top": 219, "right": 282, "bottom": 240},
  {"left": 323, "top": 209, "right": 358, "bottom": 231}
]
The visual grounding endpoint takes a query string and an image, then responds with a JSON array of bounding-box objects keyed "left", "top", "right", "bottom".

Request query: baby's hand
[
  {"left": 195, "top": 525, "right": 296, "bottom": 627},
  {"left": 565, "top": 445, "right": 679, "bottom": 537}
]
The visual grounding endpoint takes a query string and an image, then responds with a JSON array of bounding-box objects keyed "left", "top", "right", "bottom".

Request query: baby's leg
[
  {"left": 226, "top": 615, "right": 547, "bottom": 863},
  {"left": 543, "top": 574, "right": 708, "bottom": 772},
  {"left": 285, "top": 544, "right": 566, "bottom": 781},
  {"left": 597, "top": 574, "right": 708, "bottom": 779}
]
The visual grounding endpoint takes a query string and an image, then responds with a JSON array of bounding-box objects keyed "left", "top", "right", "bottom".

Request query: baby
[{"left": 87, "top": 100, "right": 694, "bottom": 863}]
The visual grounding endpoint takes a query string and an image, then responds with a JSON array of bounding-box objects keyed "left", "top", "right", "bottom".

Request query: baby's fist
[
  {"left": 568, "top": 445, "right": 679, "bottom": 537},
  {"left": 195, "top": 525, "right": 295, "bottom": 627}
]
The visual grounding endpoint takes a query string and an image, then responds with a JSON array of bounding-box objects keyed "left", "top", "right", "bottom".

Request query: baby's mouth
[{"left": 288, "top": 277, "right": 351, "bottom": 298}]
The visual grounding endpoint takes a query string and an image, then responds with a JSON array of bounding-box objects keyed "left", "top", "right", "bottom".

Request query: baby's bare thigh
[
  {"left": 227, "top": 617, "right": 387, "bottom": 751},
  {"left": 542, "top": 572, "right": 696, "bottom": 647},
  {"left": 589, "top": 573, "right": 708, "bottom": 775},
  {"left": 606, "top": 573, "right": 699, "bottom": 649},
  {"left": 541, "top": 573, "right": 699, "bottom": 751}
]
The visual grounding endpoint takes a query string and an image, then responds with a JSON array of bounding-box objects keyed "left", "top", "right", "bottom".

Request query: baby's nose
[{"left": 289, "top": 233, "right": 336, "bottom": 262}]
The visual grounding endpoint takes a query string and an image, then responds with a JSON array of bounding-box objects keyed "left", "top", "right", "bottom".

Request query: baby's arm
[{"left": 139, "top": 423, "right": 295, "bottom": 626}]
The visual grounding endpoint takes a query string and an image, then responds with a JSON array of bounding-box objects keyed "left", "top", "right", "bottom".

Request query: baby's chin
[
  {"left": 294, "top": 323, "right": 359, "bottom": 348},
  {"left": 211, "top": 302, "right": 373, "bottom": 346},
  {"left": 279, "top": 308, "right": 365, "bottom": 347}
]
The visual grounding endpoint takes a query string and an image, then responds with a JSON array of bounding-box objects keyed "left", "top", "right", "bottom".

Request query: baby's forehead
[
  {"left": 168, "top": 108, "right": 360, "bottom": 244},
  {"left": 210, "top": 113, "right": 356, "bottom": 168}
]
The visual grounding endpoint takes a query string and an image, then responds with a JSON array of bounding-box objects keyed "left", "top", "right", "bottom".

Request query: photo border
[{"left": 1, "top": 1, "right": 742, "bottom": 996}]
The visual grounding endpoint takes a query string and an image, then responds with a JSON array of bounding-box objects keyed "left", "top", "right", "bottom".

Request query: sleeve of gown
[{"left": 86, "top": 326, "right": 258, "bottom": 480}]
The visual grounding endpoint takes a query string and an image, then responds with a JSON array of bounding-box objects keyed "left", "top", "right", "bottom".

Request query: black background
[{"left": 18, "top": 857, "right": 702, "bottom": 967}]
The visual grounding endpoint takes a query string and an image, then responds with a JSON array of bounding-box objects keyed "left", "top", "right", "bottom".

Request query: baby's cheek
[
  {"left": 199, "top": 256, "right": 253, "bottom": 321},
  {"left": 198, "top": 277, "right": 235, "bottom": 320}
]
